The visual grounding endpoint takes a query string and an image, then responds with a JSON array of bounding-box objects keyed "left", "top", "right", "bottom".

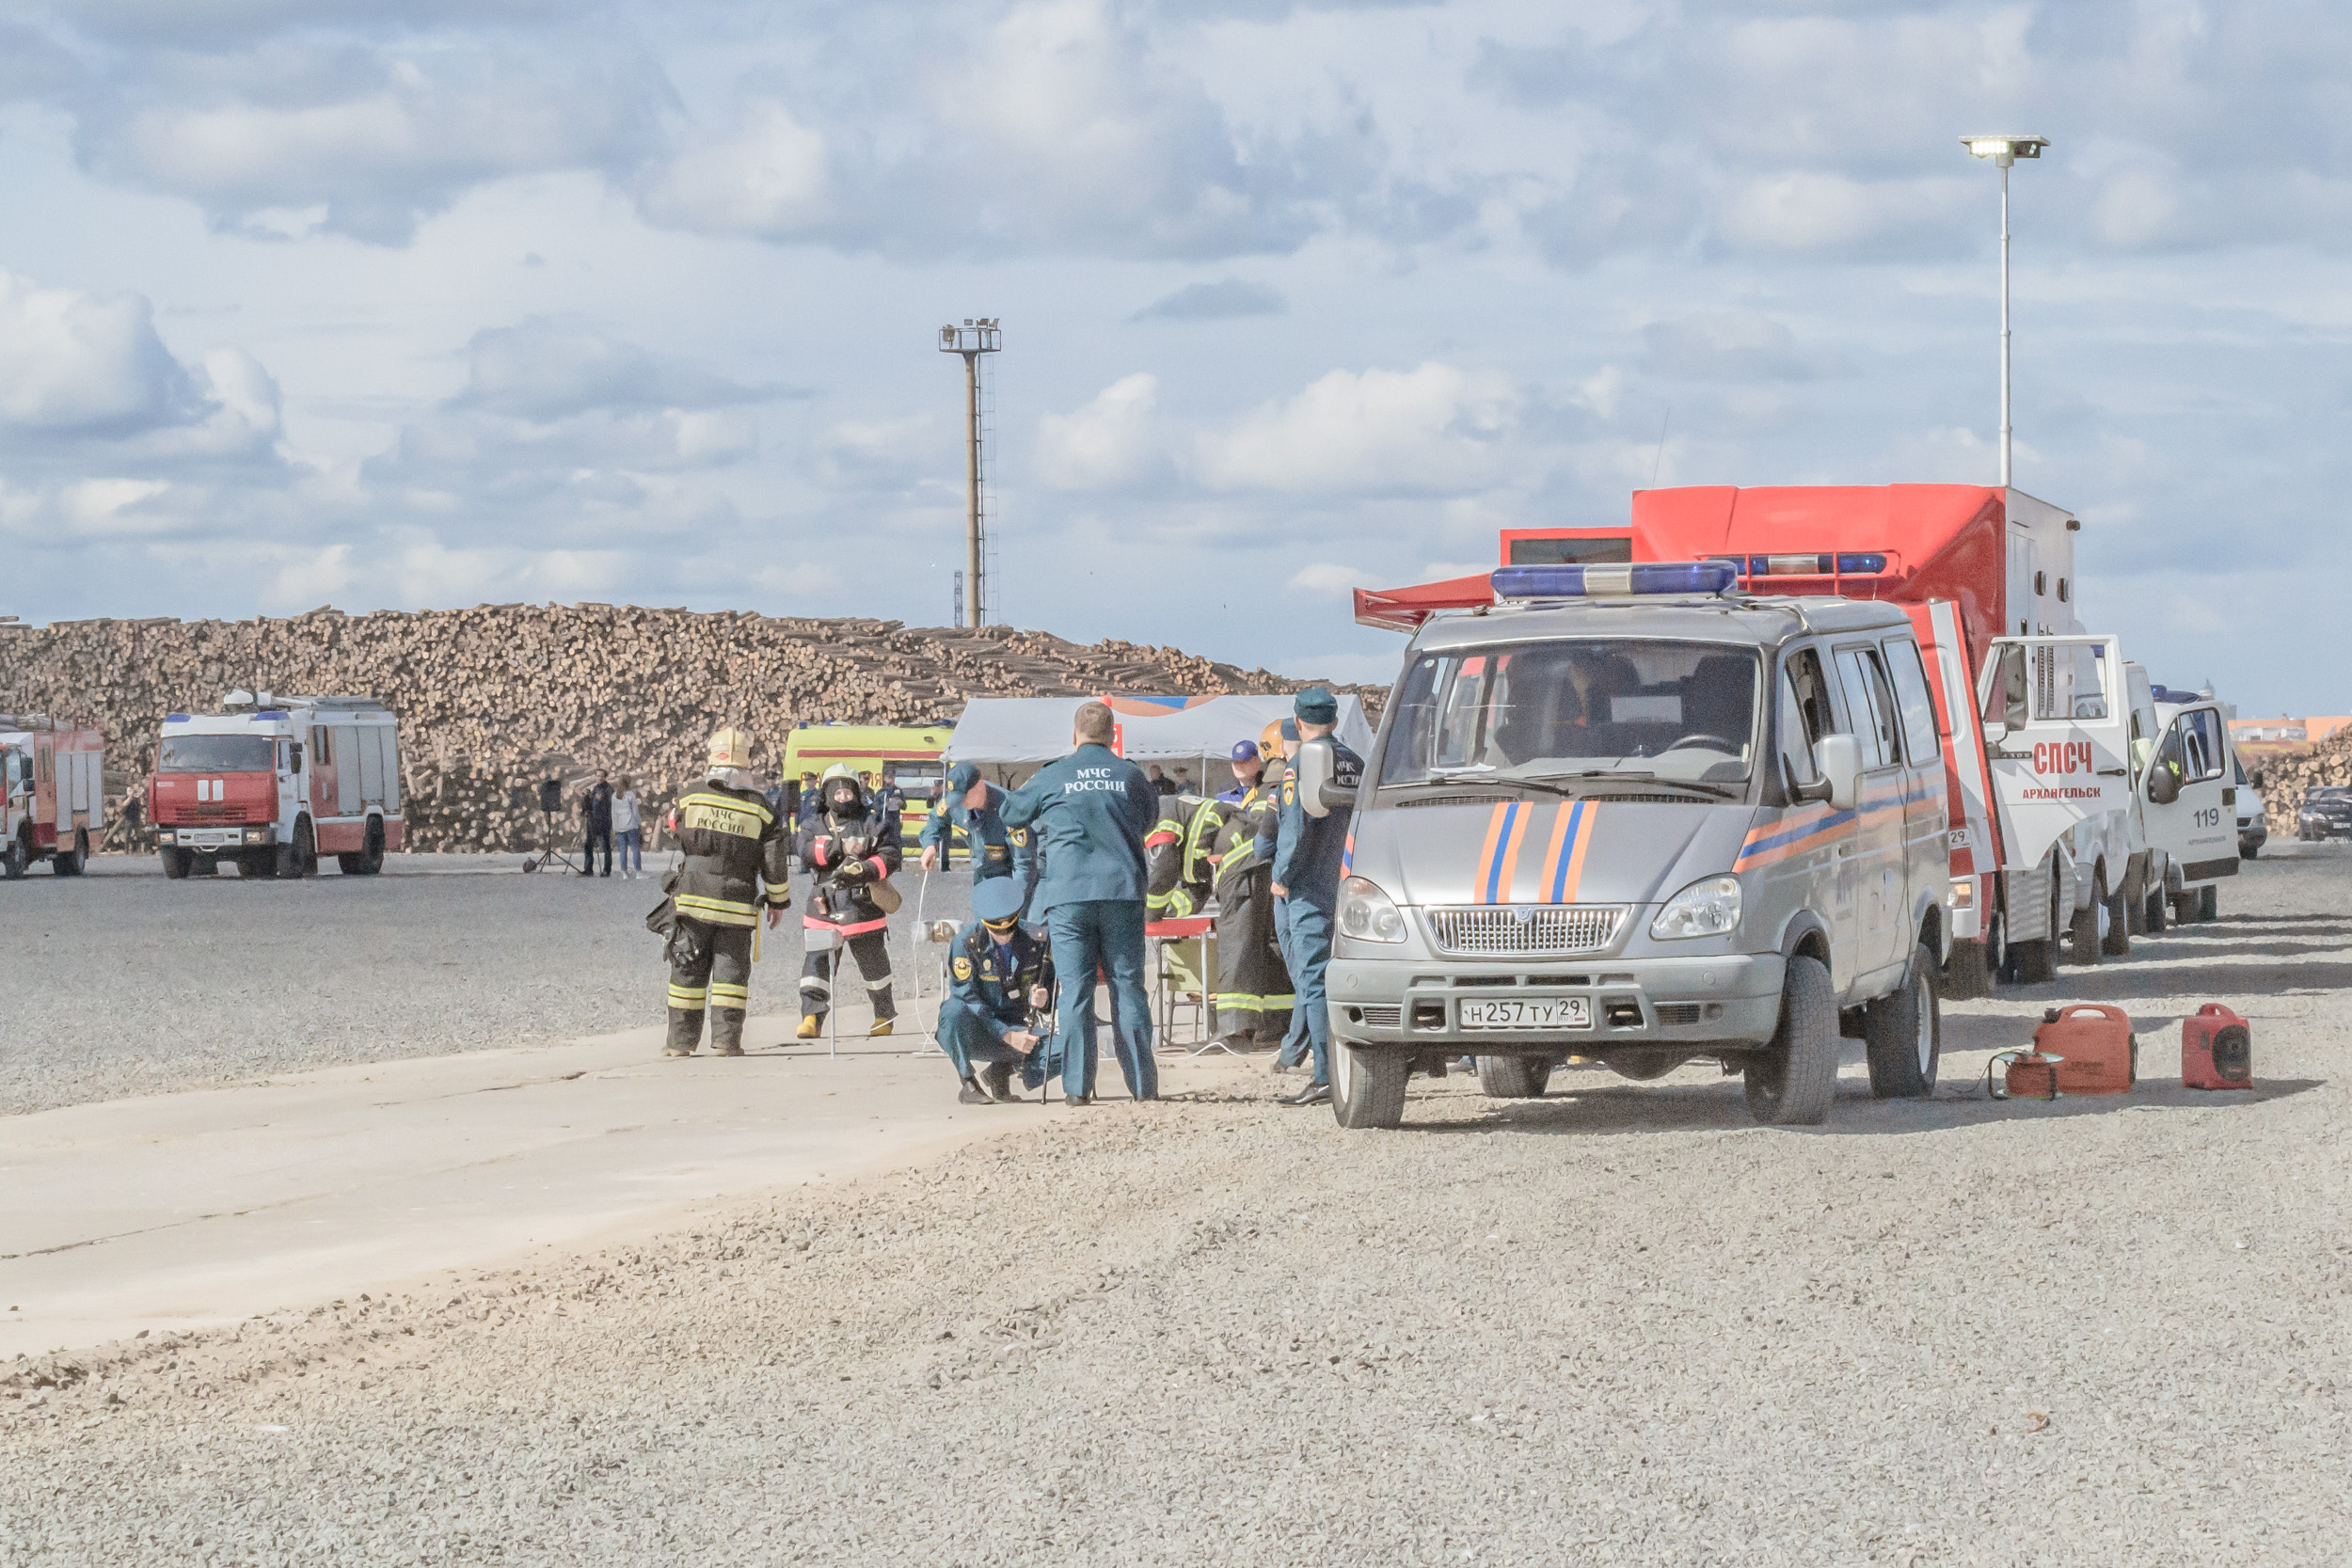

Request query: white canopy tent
[{"left": 946, "top": 694, "right": 1375, "bottom": 788}]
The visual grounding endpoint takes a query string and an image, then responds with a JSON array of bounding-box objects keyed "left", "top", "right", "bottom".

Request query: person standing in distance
[
  {"left": 612, "top": 776, "right": 644, "bottom": 879},
  {"left": 998, "top": 700, "right": 1160, "bottom": 1104},
  {"left": 1261, "top": 688, "right": 1361, "bottom": 1106},
  {"left": 580, "top": 769, "right": 614, "bottom": 878},
  {"left": 919, "top": 761, "right": 1040, "bottom": 916}
]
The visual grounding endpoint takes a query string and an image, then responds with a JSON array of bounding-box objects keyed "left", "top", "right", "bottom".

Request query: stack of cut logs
[
  {"left": 2252, "top": 736, "right": 2352, "bottom": 838},
  {"left": 0, "top": 605, "right": 1370, "bottom": 853}
]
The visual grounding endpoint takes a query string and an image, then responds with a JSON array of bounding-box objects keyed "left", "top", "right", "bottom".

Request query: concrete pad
[{"left": 0, "top": 1001, "right": 1255, "bottom": 1357}]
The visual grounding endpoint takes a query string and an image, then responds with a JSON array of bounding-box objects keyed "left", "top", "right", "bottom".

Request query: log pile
[
  {"left": 2250, "top": 738, "right": 2349, "bottom": 838},
  {"left": 0, "top": 606, "right": 1368, "bottom": 853}
]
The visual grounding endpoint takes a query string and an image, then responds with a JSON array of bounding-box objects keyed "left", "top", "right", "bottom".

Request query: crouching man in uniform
[{"left": 935, "top": 877, "right": 1056, "bottom": 1103}]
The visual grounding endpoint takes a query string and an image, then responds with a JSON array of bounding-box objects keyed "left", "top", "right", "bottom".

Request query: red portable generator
[
  {"left": 2182, "top": 1004, "right": 2253, "bottom": 1091},
  {"left": 2035, "top": 1005, "right": 2137, "bottom": 1095}
]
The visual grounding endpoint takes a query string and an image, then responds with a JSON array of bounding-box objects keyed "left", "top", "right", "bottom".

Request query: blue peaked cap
[
  {"left": 946, "top": 761, "right": 981, "bottom": 793},
  {"left": 972, "top": 879, "right": 1025, "bottom": 923}
]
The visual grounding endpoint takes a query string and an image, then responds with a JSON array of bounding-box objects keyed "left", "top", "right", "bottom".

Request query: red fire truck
[
  {"left": 150, "top": 692, "right": 405, "bottom": 879},
  {"left": 0, "top": 717, "right": 106, "bottom": 878},
  {"left": 1356, "top": 483, "right": 2232, "bottom": 995}
]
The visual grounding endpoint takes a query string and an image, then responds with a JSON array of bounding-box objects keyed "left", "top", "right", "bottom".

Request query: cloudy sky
[{"left": 0, "top": 0, "right": 2344, "bottom": 707}]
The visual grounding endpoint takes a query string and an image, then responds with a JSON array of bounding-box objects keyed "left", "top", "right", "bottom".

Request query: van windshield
[
  {"left": 158, "top": 735, "right": 275, "bottom": 772},
  {"left": 1377, "top": 640, "right": 1760, "bottom": 789}
]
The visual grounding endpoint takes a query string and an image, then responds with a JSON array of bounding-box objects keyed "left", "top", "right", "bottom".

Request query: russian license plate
[{"left": 1458, "top": 997, "right": 1590, "bottom": 1031}]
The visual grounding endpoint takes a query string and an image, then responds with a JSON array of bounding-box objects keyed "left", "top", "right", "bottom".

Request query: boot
[
  {"left": 981, "top": 1062, "right": 1016, "bottom": 1102},
  {"left": 868, "top": 1018, "right": 895, "bottom": 1037},
  {"left": 796, "top": 1014, "right": 823, "bottom": 1040},
  {"left": 709, "top": 1009, "right": 746, "bottom": 1057},
  {"left": 959, "top": 1076, "right": 991, "bottom": 1105},
  {"left": 662, "top": 1008, "right": 703, "bottom": 1058}
]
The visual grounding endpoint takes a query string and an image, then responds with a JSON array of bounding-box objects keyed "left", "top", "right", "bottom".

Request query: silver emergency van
[{"left": 1318, "top": 563, "right": 1952, "bottom": 1130}]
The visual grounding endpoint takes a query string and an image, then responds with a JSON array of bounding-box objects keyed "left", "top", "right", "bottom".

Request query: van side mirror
[
  {"left": 2147, "top": 765, "right": 2181, "bottom": 806},
  {"left": 1295, "top": 736, "right": 1359, "bottom": 817},
  {"left": 1810, "top": 735, "right": 1861, "bottom": 812}
]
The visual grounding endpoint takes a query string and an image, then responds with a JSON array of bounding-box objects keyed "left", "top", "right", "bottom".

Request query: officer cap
[
  {"left": 1279, "top": 718, "right": 1299, "bottom": 742},
  {"left": 971, "top": 879, "right": 1025, "bottom": 923},
  {"left": 1293, "top": 686, "right": 1339, "bottom": 724},
  {"left": 946, "top": 761, "right": 982, "bottom": 793},
  {"left": 1229, "top": 739, "right": 1260, "bottom": 763}
]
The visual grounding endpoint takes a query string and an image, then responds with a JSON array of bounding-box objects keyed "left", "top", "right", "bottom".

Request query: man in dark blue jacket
[
  {"left": 999, "top": 700, "right": 1160, "bottom": 1103},
  {"left": 936, "top": 877, "right": 1055, "bottom": 1103},
  {"left": 918, "top": 761, "right": 1040, "bottom": 916},
  {"left": 1260, "top": 687, "right": 1361, "bottom": 1105}
]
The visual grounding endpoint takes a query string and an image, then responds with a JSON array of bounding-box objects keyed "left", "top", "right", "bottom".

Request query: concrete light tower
[
  {"left": 938, "top": 320, "right": 1002, "bottom": 628},
  {"left": 1962, "top": 135, "right": 2049, "bottom": 488}
]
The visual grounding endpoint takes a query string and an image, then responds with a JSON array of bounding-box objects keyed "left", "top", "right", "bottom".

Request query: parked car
[
  {"left": 2237, "top": 760, "right": 2265, "bottom": 859},
  {"left": 2296, "top": 785, "right": 2352, "bottom": 842}
]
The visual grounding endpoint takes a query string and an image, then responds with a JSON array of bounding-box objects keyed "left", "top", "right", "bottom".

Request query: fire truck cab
[
  {"left": 0, "top": 718, "right": 106, "bottom": 879},
  {"left": 150, "top": 692, "right": 405, "bottom": 879}
]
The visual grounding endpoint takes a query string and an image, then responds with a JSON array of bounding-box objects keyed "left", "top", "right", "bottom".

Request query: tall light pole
[
  {"left": 938, "top": 319, "right": 1001, "bottom": 628},
  {"left": 1962, "top": 135, "right": 2048, "bottom": 489}
]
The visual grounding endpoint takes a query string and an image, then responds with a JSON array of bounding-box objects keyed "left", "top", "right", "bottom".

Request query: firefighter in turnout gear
[
  {"left": 1144, "top": 791, "right": 1216, "bottom": 919},
  {"left": 660, "top": 727, "right": 793, "bottom": 1058},
  {"left": 1208, "top": 761, "right": 1293, "bottom": 1050},
  {"left": 936, "top": 876, "right": 1057, "bottom": 1102},
  {"left": 797, "top": 764, "right": 903, "bottom": 1037}
]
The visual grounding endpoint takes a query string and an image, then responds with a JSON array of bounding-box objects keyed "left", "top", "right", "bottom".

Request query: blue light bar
[
  {"left": 1491, "top": 561, "right": 1740, "bottom": 600},
  {"left": 1714, "top": 551, "right": 1890, "bottom": 577}
]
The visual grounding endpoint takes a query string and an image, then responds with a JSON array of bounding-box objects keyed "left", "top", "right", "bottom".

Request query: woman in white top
[{"left": 612, "top": 779, "right": 644, "bottom": 879}]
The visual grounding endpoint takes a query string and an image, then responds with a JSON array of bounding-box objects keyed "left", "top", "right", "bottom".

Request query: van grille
[
  {"left": 1425, "top": 905, "right": 1627, "bottom": 958},
  {"left": 1354, "top": 1005, "right": 1402, "bottom": 1028}
]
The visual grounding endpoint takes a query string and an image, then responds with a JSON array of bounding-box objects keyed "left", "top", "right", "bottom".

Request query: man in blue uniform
[
  {"left": 1261, "top": 688, "right": 1361, "bottom": 1105},
  {"left": 998, "top": 700, "right": 1160, "bottom": 1104},
  {"left": 1216, "top": 739, "right": 1263, "bottom": 804},
  {"left": 935, "top": 877, "right": 1055, "bottom": 1103},
  {"left": 918, "top": 761, "right": 1039, "bottom": 914}
]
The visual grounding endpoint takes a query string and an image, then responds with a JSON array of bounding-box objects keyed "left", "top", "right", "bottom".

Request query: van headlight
[
  {"left": 1337, "top": 877, "right": 1408, "bottom": 942},
  {"left": 1649, "top": 875, "right": 1742, "bottom": 940}
]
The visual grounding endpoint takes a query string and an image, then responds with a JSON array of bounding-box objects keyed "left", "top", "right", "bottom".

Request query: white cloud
[
  {"left": 1286, "top": 562, "right": 1362, "bottom": 595},
  {"left": 79, "top": 41, "right": 670, "bottom": 245},
  {"left": 0, "top": 270, "right": 189, "bottom": 434},
  {"left": 635, "top": 99, "right": 833, "bottom": 239},
  {"left": 1195, "top": 362, "right": 1520, "bottom": 494},
  {"left": 1036, "top": 372, "right": 1165, "bottom": 490}
]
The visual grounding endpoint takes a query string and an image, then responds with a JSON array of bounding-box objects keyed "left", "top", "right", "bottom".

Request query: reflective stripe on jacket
[{"left": 670, "top": 782, "right": 792, "bottom": 927}]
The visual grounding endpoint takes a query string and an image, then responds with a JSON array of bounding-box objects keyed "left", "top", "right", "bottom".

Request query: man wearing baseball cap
[
  {"left": 919, "top": 759, "right": 1040, "bottom": 918},
  {"left": 1216, "top": 738, "right": 1263, "bottom": 803},
  {"left": 1258, "top": 687, "right": 1362, "bottom": 1106}
]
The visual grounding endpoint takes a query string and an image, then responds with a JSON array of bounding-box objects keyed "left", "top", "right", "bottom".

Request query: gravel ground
[
  {"left": 0, "top": 853, "right": 972, "bottom": 1117},
  {"left": 4, "top": 849, "right": 2348, "bottom": 1564}
]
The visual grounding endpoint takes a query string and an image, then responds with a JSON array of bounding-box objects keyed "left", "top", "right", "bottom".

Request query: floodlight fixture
[{"left": 1962, "top": 134, "right": 2050, "bottom": 487}]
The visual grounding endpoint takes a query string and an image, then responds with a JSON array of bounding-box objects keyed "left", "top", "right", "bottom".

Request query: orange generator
[
  {"left": 2182, "top": 1004, "right": 2253, "bottom": 1091},
  {"left": 2034, "top": 1005, "right": 2138, "bottom": 1095}
]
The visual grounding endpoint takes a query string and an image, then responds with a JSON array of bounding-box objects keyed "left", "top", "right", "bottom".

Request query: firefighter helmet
[
  {"left": 707, "top": 727, "right": 755, "bottom": 770},
  {"left": 1259, "top": 721, "right": 1284, "bottom": 759}
]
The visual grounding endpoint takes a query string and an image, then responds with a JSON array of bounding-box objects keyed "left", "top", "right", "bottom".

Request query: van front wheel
[
  {"left": 1331, "top": 1040, "right": 1408, "bottom": 1130},
  {"left": 1865, "top": 945, "right": 1941, "bottom": 1099},
  {"left": 1745, "top": 954, "right": 1836, "bottom": 1126}
]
